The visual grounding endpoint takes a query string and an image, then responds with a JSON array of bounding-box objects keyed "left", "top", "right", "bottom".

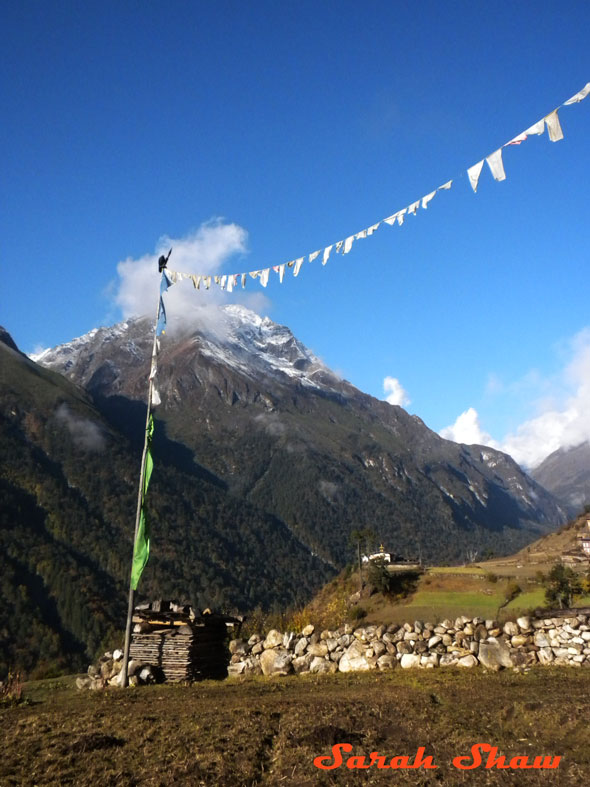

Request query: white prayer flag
[
  {"left": 335, "top": 240, "right": 344, "bottom": 253},
  {"left": 260, "top": 268, "right": 270, "bottom": 287},
  {"left": 309, "top": 250, "right": 320, "bottom": 263},
  {"left": 467, "top": 160, "right": 484, "bottom": 193},
  {"left": 355, "top": 229, "right": 367, "bottom": 240},
  {"left": 151, "top": 387, "right": 161, "bottom": 407},
  {"left": 486, "top": 149, "right": 506, "bottom": 181},
  {"left": 241, "top": 273, "right": 247, "bottom": 288},
  {"left": 438, "top": 180, "right": 452, "bottom": 190},
  {"left": 227, "top": 274, "right": 234, "bottom": 293},
  {"left": 204, "top": 276, "right": 211, "bottom": 289},
  {"left": 322, "top": 245, "right": 333, "bottom": 265},
  {"left": 408, "top": 200, "right": 420, "bottom": 215},
  {"left": 563, "top": 82, "right": 590, "bottom": 105},
  {"left": 278, "top": 264, "right": 286, "bottom": 283},
  {"left": 545, "top": 109, "right": 564, "bottom": 142},
  {"left": 396, "top": 209, "right": 406, "bottom": 226},
  {"left": 421, "top": 191, "right": 436, "bottom": 209},
  {"left": 249, "top": 270, "right": 260, "bottom": 279},
  {"left": 367, "top": 222, "right": 380, "bottom": 235},
  {"left": 525, "top": 118, "right": 545, "bottom": 135},
  {"left": 220, "top": 275, "right": 227, "bottom": 290},
  {"left": 343, "top": 235, "right": 354, "bottom": 254},
  {"left": 293, "top": 257, "right": 304, "bottom": 277},
  {"left": 383, "top": 213, "right": 397, "bottom": 226},
  {"left": 191, "top": 275, "right": 201, "bottom": 289}
]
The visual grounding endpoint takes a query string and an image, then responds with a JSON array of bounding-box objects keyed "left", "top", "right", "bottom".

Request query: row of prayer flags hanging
[{"left": 163, "top": 81, "right": 588, "bottom": 290}]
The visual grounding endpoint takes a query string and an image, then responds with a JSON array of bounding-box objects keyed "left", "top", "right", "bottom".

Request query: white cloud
[
  {"left": 498, "top": 328, "right": 590, "bottom": 468},
  {"left": 112, "top": 219, "right": 270, "bottom": 333},
  {"left": 383, "top": 376, "right": 411, "bottom": 407},
  {"left": 440, "top": 407, "right": 499, "bottom": 449},
  {"left": 440, "top": 328, "right": 590, "bottom": 470},
  {"left": 55, "top": 404, "right": 105, "bottom": 451}
]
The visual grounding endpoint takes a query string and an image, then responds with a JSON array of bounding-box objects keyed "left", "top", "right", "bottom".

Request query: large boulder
[
  {"left": 457, "top": 654, "right": 478, "bottom": 668},
  {"left": 310, "top": 657, "right": 337, "bottom": 674},
  {"left": 400, "top": 654, "right": 421, "bottom": 669},
  {"left": 339, "top": 641, "right": 371, "bottom": 672},
  {"left": 263, "top": 630, "right": 284, "bottom": 649},
  {"left": 478, "top": 640, "right": 514, "bottom": 671},
  {"left": 260, "top": 648, "right": 293, "bottom": 676}
]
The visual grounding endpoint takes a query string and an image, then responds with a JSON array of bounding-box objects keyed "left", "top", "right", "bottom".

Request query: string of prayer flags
[{"left": 163, "top": 81, "right": 588, "bottom": 293}]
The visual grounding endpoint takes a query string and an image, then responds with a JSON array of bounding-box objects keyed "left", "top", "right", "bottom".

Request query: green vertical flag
[{"left": 131, "top": 415, "right": 155, "bottom": 590}]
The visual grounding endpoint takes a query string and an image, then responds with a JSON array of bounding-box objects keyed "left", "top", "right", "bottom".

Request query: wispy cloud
[
  {"left": 383, "top": 376, "right": 411, "bottom": 407},
  {"left": 112, "top": 219, "right": 270, "bottom": 333},
  {"left": 55, "top": 403, "right": 105, "bottom": 451},
  {"left": 440, "top": 328, "right": 590, "bottom": 469}
]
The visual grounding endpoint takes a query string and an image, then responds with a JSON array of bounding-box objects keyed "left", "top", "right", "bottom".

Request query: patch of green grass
[{"left": 428, "top": 566, "right": 487, "bottom": 575}]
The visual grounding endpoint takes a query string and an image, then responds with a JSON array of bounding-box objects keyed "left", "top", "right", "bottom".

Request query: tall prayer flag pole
[{"left": 120, "top": 249, "right": 172, "bottom": 687}]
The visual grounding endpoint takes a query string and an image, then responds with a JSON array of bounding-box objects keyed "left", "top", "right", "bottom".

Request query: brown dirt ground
[{"left": 1, "top": 668, "right": 590, "bottom": 786}]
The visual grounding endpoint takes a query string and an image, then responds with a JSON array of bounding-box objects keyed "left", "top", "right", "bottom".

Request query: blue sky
[{"left": 2, "top": 1, "right": 590, "bottom": 468}]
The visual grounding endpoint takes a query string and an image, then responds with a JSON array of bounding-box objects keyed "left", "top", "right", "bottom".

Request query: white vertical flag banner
[
  {"left": 544, "top": 109, "right": 564, "bottom": 142},
  {"left": 486, "top": 149, "right": 506, "bottom": 181},
  {"left": 467, "top": 160, "right": 484, "bottom": 193},
  {"left": 421, "top": 191, "right": 436, "bottom": 209}
]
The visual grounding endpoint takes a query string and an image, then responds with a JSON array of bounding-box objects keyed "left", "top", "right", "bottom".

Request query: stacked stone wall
[{"left": 228, "top": 614, "right": 590, "bottom": 676}]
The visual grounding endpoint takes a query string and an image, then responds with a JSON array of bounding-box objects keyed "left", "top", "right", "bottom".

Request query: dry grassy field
[{"left": 2, "top": 668, "right": 590, "bottom": 786}]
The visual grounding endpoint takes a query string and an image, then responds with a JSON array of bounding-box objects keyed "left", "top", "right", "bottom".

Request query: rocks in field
[
  {"left": 259, "top": 648, "right": 293, "bottom": 676},
  {"left": 226, "top": 611, "right": 590, "bottom": 677},
  {"left": 80, "top": 604, "right": 590, "bottom": 689}
]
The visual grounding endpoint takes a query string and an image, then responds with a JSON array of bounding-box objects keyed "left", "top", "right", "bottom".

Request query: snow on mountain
[{"left": 31, "top": 306, "right": 342, "bottom": 395}]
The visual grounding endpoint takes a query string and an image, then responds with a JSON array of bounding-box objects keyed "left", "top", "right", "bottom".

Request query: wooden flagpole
[{"left": 120, "top": 250, "right": 171, "bottom": 687}]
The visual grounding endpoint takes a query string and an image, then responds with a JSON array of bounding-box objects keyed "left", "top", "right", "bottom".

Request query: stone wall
[{"left": 228, "top": 614, "right": 590, "bottom": 676}]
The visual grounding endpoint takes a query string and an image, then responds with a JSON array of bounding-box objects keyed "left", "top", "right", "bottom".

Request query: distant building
[
  {"left": 579, "top": 535, "right": 590, "bottom": 556},
  {"left": 362, "top": 544, "right": 391, "bottom": 564}
]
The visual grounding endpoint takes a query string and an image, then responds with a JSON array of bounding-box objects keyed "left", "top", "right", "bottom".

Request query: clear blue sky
[{"left": 2, "top": 1, "right": 590, "bottom": 467}]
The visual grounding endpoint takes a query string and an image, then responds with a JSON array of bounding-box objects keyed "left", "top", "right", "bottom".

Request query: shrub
[
  {"left": 0, "top": 672, "right": 24, "bottom": 707},
  {"left": 542, "top": 563, "right": 583, "bottom": 609}
]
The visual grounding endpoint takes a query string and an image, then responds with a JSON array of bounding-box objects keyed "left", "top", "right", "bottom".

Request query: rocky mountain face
[
  {"left": 531, "top": 442, "right": 590, "bottom": 517},
  {"left": 34, "top": 306, "right": 567, "bottom": 569},
  {"left": 0, "top": 325, "right": 328, "bottom": 678}
]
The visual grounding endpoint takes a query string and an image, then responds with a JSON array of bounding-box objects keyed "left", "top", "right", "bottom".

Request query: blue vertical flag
[{"left": 156, "top": 271, "right": 171, "bottom": 336}]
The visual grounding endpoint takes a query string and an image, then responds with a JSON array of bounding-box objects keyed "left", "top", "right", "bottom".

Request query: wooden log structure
[{"left": 129, "top": 600, "right": 242, "bottom": 682}]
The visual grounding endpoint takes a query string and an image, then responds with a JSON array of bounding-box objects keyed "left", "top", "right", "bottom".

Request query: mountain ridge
[{"left": 33, "top": 307, "right": 568, "bottom": 567}]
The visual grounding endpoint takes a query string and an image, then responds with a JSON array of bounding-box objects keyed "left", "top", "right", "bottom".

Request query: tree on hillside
[
  {"left": 349, "top": 529, "right": 375, "bottom": 592},
  {"left": 542, "top": 563, "right": 583, "bottom": 609}
]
